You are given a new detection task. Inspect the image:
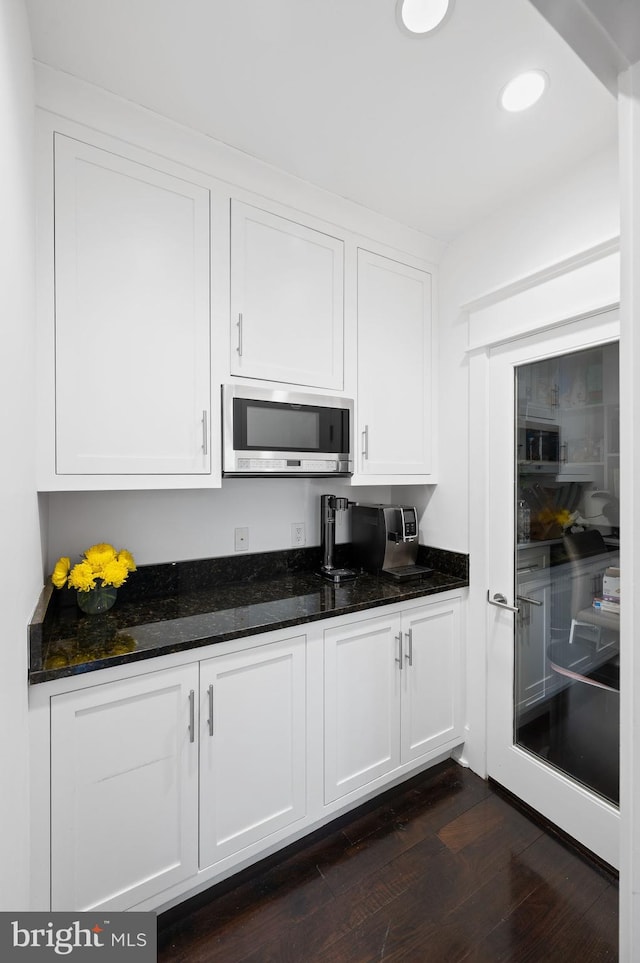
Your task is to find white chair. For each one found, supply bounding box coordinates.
[563,530,619,650]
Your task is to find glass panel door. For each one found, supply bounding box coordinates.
[514,342,620,805]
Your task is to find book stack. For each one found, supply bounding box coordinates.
[593,566,620,614]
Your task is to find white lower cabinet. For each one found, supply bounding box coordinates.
[199,636,307,868]
[324,614,402,802]
[324,597,462,803]
[50,663,199,911]
[400,601,463,762]
[49,636,306,912]
[515,573,552,711]
[45,596,463,912]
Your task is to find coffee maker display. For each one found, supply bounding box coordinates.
[351,504,433,581]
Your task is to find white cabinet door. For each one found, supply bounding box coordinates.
[199,636,307,868]
[54,133,211,475]
[357,249,433,477]
[400,599,463,763]
[230,200,344,389]
[50,664,199,911]
[323,615,401,803]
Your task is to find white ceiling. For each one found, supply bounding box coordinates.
[25,0,618,242]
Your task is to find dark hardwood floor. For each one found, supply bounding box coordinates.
[158,760,618,962]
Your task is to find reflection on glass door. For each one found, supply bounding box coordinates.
[514,342,620,805]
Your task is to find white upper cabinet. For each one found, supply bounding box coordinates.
[230,200,344,390]
[51,133,212,479]
[357,249,434,479]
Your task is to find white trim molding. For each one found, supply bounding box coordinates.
[464,239,620,351]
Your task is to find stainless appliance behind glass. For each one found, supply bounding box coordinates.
[351,504,433,581]
[222,385,353,477]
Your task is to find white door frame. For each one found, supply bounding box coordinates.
[486,315,620,868]
[618,61,640,961]
[461,241,621,786]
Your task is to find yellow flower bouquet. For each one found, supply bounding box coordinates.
[51,543,136,614]
[531,506,575,541]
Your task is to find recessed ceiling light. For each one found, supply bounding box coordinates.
[500,70,548,112]
[396,0,454,37]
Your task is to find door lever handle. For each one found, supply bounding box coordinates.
[516,594,543,607]
[487,590,519,613]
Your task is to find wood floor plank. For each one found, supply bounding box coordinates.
[157,761,618,963]
[340,762,492,848]
[465,848,614,962]
[240,833,447,963]
[382,829,604,962]
[159,838,339,963]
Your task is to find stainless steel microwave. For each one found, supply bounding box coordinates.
[222,385,353,477]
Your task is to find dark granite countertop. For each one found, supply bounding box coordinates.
[29,545,469,684]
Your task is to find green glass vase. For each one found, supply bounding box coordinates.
[76,584,117,615]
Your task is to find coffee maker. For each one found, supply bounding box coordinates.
[351,504,433,581]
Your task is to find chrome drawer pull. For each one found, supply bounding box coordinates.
[362,425,369,460]
[188,689,195,743]
[404,629,413,667]
[201,410,208,455]
[395,632,403,670]
[207,684,214,737]
[237,313,243,356]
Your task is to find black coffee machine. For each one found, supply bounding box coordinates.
[351,503,433,581]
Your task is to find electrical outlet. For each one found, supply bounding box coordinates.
[291,522,306,547]
[234,527,249,552]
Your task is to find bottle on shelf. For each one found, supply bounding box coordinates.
[517,500,531,544]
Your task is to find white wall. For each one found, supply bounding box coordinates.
[0,0,41,911]
[44,480,393,572]
[427,143,619,554]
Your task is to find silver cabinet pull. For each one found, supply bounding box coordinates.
[487,591,519,613]
[188,689,195,743]
[201,410,208,455]
[362,425,369,460]
[207,684,214,737]
[237,312,243,356]
[404,629,413,667]
[395,631,403,670]
[516,594,543,607]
